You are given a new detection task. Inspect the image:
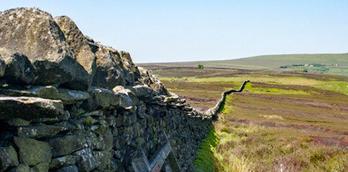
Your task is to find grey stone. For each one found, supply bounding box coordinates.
[105,115,116,127]
[86,127,112,151]
[131,85,157,99]
[102,129,113,151]
[164,94,180,103]
[116,93,133,110]
[137,67,169,95]
[49,155,78,169]
[55,16,96,79]
[7,118,31,127]
[0,86,90,104]
[84,132,101,150]
[88,87,133,109]
[8,164,30,172]
[94,150,112,171]
[74,148,97,172]
[91,45,126,89]
[0,52,36,84]
[49,135,86,157]
[112,86,133,109]
[30,86,90,104]
[81,110,103,117]
[14,137,52,166]
[89,88,118,109]
[0,96,65,121]
[123,112,137,126]
[56,165,78,172]
[119,51,141,84]
[30,162,49,172]
[0,146,19,171]
[0,88,33,97]
[0,8,89,90]
[18,124,67,138]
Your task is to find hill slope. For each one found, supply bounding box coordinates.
[145,53,348,76]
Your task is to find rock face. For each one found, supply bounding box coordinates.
[1,52,36,84]
[0,96,65,120]
[0,8,213,172]
[91,45,141,89]
[55,16,96,80]
[0,8,89,90]
[14,137,52,166]
[0,146,19,171]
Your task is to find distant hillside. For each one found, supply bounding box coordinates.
[145,53,348,76]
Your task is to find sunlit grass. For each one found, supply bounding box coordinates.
[160,75,321,86]
[194,127,220,172]
[193,93,348,172]
[160,72,348,171]
[244,82,310,95]
[317,80,348,96]
[161,75,348,95]
[213,112,348,172]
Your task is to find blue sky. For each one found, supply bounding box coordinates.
[1,0,348,63]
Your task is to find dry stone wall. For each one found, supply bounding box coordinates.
[0,8,212,172]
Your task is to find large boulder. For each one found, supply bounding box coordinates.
[0,8,89,90]
[0,146,19,171]
[49,135,86,157]
[91,46,126,89]
[0,96,65,120]
[55,16,96,79]
[88,87,133,110]
[0,51,36,84]
[14,137,52,166]
[119,51,141,84]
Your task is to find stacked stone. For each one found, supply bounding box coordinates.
[0,8,212,172]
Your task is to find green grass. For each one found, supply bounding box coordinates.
[160,75,321,87]
[215,123,348,172]
[244,82,310,95]
[194,127,220,172]
[212,96,348,172]
[161,75,348,95]
[317,81,348,96]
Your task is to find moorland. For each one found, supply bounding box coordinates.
[141,54,348,172]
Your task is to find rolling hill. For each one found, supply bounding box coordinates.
[143,53,348,76]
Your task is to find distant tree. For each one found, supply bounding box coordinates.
[197,64,204,70]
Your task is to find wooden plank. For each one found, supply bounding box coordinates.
[131,151,151,172]
[150,143,172,172]
[132,132,181,172]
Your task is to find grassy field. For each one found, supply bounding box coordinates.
[142,65,348,172]
[141,53,348,76]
